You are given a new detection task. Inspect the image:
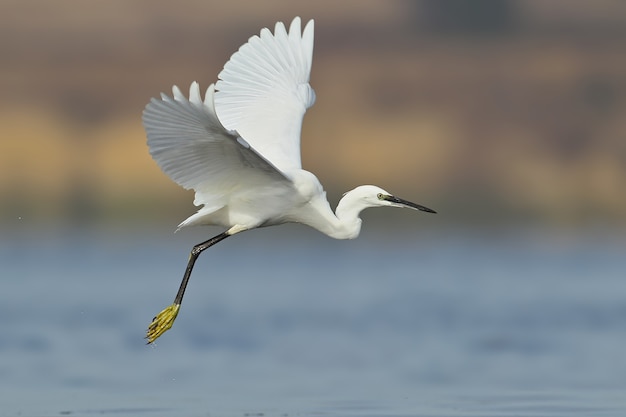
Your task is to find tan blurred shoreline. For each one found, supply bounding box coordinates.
[1,1,625,230]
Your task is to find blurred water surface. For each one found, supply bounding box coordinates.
[1,228,625,416]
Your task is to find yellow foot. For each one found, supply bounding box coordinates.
[145,303,180,344]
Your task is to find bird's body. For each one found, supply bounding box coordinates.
[143,17,435,343]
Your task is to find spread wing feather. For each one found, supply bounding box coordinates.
[143,82,291,210]
[215,17,315,171]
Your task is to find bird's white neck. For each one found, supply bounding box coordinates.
[292,189,365,240]
[328,204,363,240]
[287,173,381,240]
[324,190,375,240]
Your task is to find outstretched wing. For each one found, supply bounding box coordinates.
[215,17,315,172]
[143,82,291,212]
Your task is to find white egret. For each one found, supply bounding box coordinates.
[143,17,436,343]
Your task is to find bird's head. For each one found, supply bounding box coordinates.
[344,185,437,213]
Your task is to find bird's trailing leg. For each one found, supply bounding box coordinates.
[145,231,231,344]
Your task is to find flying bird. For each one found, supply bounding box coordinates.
[142,17,436,344]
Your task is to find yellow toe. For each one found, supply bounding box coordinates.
[145,303,180,344]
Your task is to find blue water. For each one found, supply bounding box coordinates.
[1,226,625,416]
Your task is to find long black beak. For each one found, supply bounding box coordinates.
[385,195,437,214]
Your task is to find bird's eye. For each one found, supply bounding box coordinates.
[377,193,384,200]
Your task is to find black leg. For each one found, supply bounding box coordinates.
[146,231,231,344]
[173,231,231,305]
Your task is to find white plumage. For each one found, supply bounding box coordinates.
[215,17,315,171]
[142,17,435,343]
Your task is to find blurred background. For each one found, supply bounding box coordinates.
[1,0,624,233]
[1,1,626,416]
